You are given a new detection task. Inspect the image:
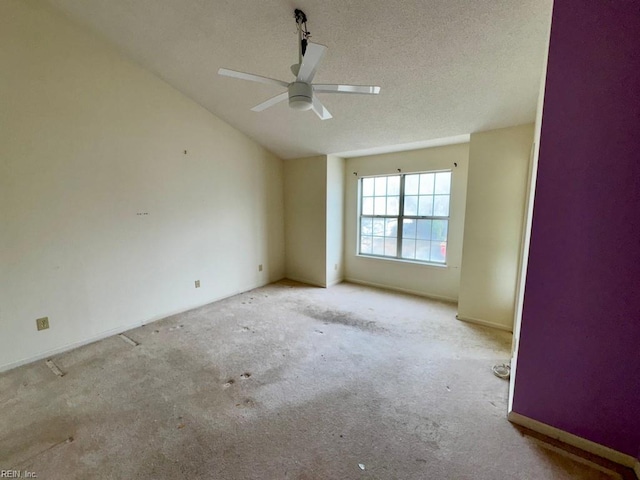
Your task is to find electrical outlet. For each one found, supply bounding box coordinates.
[258,264,263,272]
[195,280,200,288]
[334,263,338,271]
[36,317,49,331]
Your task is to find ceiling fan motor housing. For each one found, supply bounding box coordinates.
[288,82,313,111]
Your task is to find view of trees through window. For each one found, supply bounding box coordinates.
[359,171,451,264]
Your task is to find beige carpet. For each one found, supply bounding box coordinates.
[0,280,633,479]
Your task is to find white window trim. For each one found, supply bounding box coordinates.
[357,170,452,266]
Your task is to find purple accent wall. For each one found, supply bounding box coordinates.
[512,1,640,458]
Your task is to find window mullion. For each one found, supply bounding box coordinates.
[396,174,406,258]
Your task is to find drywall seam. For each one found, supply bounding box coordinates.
[344,277,457,304]
[456,314,513,332]
[508,411,637,468]
[0,280,276,373]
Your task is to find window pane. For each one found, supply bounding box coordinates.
[374,197,386,215]
[386,196,399,216]
[419,173,435,194]
[360,172,451,264]
[405,174,419,195]
[384,238,397,256]
[372,237,384,255]
[416,219,432,240]
[372,218,385,236]
[431,241,447,263]
[360,236,372,254]
[418,195,433,216]
[404,195,418,216]
[362,197,373,215]
[402,219,417,239]
[362,178,374,196]
[435,172,451,194]
[416,240,430,261]
[374,177,387,196]
[361,217,373,235]
[401,239,416,259]
[433,195,450,216]
[387,176,400,195]
[385,218,397,237]
[432,220,448,242]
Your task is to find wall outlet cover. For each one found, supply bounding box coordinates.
[36,317,50,331]
[195,280,200,288]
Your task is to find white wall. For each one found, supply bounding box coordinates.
[326,155,345,287]
[0,0,285,371]
[283,156,327,287]
[457,124,535,331]
[344,144,470,302]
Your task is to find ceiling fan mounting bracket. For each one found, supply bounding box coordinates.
[294,9,311,58]
[294,9,307,26]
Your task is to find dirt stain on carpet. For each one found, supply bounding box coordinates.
[301,305,386,333]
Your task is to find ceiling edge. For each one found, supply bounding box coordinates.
[334,134,471,159]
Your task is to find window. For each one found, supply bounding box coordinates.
[359,171,452,264]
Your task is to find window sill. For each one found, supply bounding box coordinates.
[356,254,448,269]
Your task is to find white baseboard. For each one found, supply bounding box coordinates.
[284,275,326,288]
[456,314,513,332]
[0,279,276,373]
[343,277,457,304]
[508,411,637,469]
[326,277,344,287]
[0,321,145,373]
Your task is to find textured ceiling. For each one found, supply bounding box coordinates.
[46,0,553,159]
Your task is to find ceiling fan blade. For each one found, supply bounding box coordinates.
[218,68,289,88]
[313,84,381,95]
[312,95,332,120]
[297,43,327,83]
[251,92,289,112]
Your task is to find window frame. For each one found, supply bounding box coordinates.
[357,170,452,266]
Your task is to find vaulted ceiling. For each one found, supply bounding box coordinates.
[46,0,553,159]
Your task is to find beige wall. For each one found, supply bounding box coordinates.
[284,154,345,288]
[326,155,345,286]
[457,124,535,331]
[283,156,327,286]
[0,0,285,371]
[344,144,470,302]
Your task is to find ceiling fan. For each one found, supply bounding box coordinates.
[218,9,381,120]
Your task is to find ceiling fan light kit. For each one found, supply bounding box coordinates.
[218,9,381,120]
[288,82,313,111]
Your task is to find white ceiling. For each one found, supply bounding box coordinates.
[46,0,553,159]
